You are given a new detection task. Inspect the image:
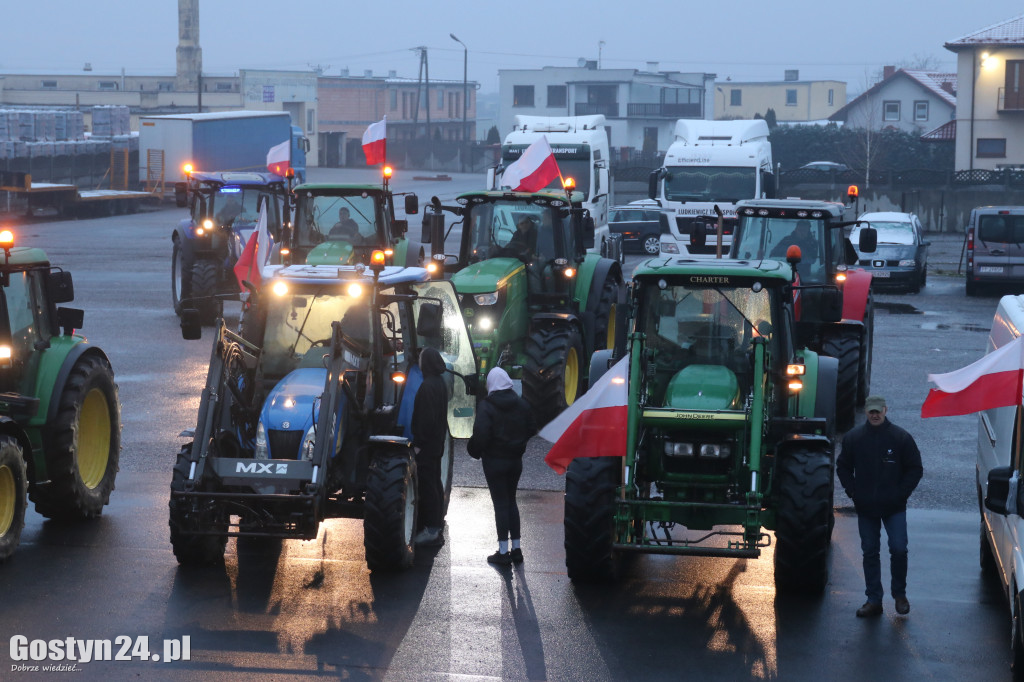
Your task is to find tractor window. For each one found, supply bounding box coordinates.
[260,290,359,379]
[464,202,559,262]
[4,271,46,361]
[295,194,382,248]
[734,216,826,283]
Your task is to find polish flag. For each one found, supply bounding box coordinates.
[502,136,562,193]
[921,336,1024,418]
[266,140,291,176]
[233,204,274,290]
[362,117,387,165]
[541,356,628,474]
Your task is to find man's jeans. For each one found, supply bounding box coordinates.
[857,510,908,604]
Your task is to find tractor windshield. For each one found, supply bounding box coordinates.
[206,187,282,233]
[733,216,841,284]
[293,193,384,249]
[463,201,568,262]
[260,288,364,378]
[664,166,756,204]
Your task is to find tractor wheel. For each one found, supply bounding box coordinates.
[774,446,833,594]
[0,437,27,562]
[363,454,417,571]
[856,303,873,407]
[169,443,228,566]
[191,258,224,326]
[171,237,191,317]
[564,456,621,583]
[441,432,455,517]
[31,354,120,521]
[822,333,859,431]
[594,274,621,352]
[523,324,584,425]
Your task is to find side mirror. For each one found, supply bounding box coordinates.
[985,466,1018,516]
[181,309,202,340]
[47,270,74,304]
[460,373,482,398]
[689,222,707,249]
[405,194,419,215]
[429,213,445,259]
[174,183,188,208]
[858,226,877,253]
[393,219,408,237]
[648,170,659,200]
[56,307,84,335]
[416,302,443,338]
[582,215,596,251]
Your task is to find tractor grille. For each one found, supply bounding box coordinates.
[268,429,303,459]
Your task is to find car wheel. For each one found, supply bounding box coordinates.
[642,235,660,255]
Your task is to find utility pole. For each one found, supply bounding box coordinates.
[451,34,468,172]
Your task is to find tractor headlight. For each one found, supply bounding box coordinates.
[255,421,268,459]
[661,241,680,254]
[664,442,694,457]
[474,292,498,305]
[477,316,493,331]
[301,424,316,461]
[898,259,915,267]
[699,444,731,458]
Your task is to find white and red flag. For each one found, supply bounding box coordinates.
[233,204,274,291]
[266,140,291,176]
[362,117,387,165]
[541,356,628,474]
[502,135,561,193]
[921,336,1024,418]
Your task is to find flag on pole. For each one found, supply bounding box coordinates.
[921,336,1024,418]
[540,356,629,474]
[362,117,387,165]
[233,204,274,291]
[266,140,291,176]
[501,135,562,193]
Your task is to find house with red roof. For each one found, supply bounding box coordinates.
[828,67,956,136]
[945,14,1024,171]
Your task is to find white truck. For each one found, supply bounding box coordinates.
[649,119,774,256]
[489,115,612,250]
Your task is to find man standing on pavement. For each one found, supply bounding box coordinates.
[837,395,923,618]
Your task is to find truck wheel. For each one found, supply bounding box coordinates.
[32,354,120,521]
[774,446,833,594]
[1013,586,1024,677]
[441,432,455,517]
[191,258,224,326]
[171,237,191,317]
[523,324,584,425]
[564,456,620,583]
[363,454,417,571]
[594,275,621,351]
[0,438,27,562]
[822,333,859,431]
[169,443,228,566]
[857,305,873,407]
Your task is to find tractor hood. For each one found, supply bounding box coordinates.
[664,365,741,411]
[305,241,356,266]
[451,258,524,294]
[259,368,327,459]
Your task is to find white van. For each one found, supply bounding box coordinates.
[978,294,1024,673]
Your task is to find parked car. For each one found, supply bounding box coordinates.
[608,201,665,255]
[964,206,1024,297]
[852,211,929,293]
[799,161,850,172]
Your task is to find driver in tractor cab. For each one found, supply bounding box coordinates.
[501,216,538,261]
[215,196,243,226]
[329,207,360,241]
[771,219,820,279]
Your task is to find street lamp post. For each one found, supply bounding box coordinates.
[450,33,468,173]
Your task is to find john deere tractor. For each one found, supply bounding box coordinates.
[0,229,120,562]
[170,255,476,569]
[426,189,622,424]
[565,256,838,593]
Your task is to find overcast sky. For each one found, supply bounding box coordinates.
[3,2,1022,94]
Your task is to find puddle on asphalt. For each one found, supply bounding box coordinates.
[874,302,988,332]
[919,322,990,333]
[875,302,922,315]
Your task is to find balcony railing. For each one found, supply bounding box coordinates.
[998,87,1024,112]
[574,103,619,118]
[626,103,702,118]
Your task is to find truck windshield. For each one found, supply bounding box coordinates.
[664,167,756,204]
[294,194,383,248]
[464,201,565,262]
[733,216,831,284]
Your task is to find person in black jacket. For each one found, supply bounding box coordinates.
[837,395,923,618]
[467,367,538,565]
[411,347,449,546]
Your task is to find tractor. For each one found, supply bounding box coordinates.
[730,196,877,430]
[564,256,838,593]
[169,255,477,570]
[425,188,622,424]
[0,229,121,562]
[171,170,291,325]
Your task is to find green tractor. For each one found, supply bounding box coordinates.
[564,256,838,593]
[427,189,622,424]
[0,230,120,562]
[287,172,423,269]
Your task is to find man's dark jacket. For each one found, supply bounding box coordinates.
[837,417,923,517]
[411,348,448,458]
[466,389,537,460]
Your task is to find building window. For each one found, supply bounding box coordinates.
[883,101,900,121]
[390,89,397,111]
[437,90,444,109]
[828,89,834,106]
[785,89,797,106]
[307,109,315,135]
[513,85,534,107]
[730,89,741,106]
[41,81,57,89]
[547,85,567,108]
[914,101,929,121]
[977,138,1007,158]
[98,81,118,91]
[159,82,174,92]
[215,82,233,92]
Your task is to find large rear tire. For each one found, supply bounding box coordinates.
[564,456,620,583]
[856,304,873,407]
[169,443,228,566]
[594,274,621,352]
[31,354,120,521]
[364,454,417,571]
[822,333,859,431]
[774,446,833,594]
[171,237,190,317]
[0,437,27,562]
[191,258,224,326]
[523,324,584,425]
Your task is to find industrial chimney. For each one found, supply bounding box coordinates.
[176,0,202,91]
